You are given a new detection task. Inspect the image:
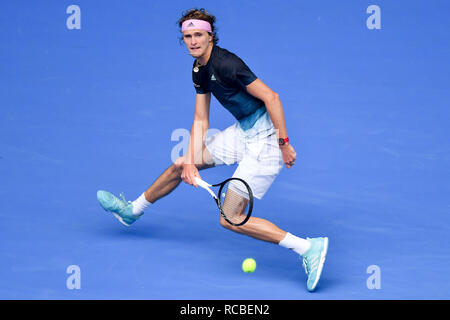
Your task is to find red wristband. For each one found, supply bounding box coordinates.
[278,137,289,146]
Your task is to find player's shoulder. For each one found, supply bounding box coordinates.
[213,45,240,60]
[212,46,246,70]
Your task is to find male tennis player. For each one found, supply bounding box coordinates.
[97,8,328,292]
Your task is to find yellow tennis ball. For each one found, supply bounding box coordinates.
[242,258,256,273]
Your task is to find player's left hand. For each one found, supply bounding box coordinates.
[281,144,297,168]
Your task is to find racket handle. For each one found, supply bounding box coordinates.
[194,177,217,199]
[194,177,211,189]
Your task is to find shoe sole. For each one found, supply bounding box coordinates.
[310,237,328,291]
[111,212,131,227]
[99,205,131,227]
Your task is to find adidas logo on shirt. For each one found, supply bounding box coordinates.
[211,74,216,81]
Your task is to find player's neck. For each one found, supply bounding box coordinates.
[197,43,214,66]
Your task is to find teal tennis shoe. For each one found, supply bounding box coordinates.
[97,190,142,226]
[302,237,329,292]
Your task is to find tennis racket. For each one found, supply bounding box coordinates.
[194,177,253,226]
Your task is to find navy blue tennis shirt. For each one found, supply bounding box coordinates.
[192,45,267,131]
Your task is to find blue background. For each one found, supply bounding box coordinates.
[0,0,449,299]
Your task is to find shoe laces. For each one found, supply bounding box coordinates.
[302,258,310,275]
[302,254,319,275]
[119,193,131,204]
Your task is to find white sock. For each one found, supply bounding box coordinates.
[279,232,311,255]
[131,193,151,216]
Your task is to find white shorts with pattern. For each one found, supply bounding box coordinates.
[205,122,284,199]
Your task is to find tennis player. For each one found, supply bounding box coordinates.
[97,8,328,292]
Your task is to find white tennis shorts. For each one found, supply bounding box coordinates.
[205,122,284,199]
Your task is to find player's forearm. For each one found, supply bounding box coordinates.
[186,118,209,165]
[265,94,288,139]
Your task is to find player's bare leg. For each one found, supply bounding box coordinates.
[219,195,286,243]
[223,216,287,243]
[97,144,214,225]
[144,144,215,203]
[219,194,328,292]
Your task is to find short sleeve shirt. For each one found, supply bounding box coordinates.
[192,45,267,131]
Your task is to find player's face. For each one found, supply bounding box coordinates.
[183,30,212,58]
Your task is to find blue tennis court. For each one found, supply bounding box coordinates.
[1,0,449,299]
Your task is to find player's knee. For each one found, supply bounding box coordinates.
[169,158,184,178]
[173,156,185,171]
[220,217,232,230]
[220,217,240,232]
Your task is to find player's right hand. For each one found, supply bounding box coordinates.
[281,143,297,169]
[181,163,201,187]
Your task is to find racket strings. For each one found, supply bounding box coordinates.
[220,180,251,225]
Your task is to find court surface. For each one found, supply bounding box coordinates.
[1,0,449,299]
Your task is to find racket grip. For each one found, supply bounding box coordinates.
[194,177,211,189]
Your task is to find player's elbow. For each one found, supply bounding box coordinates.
[264,91,280,106]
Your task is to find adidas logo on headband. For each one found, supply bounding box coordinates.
[181,19,212,33]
